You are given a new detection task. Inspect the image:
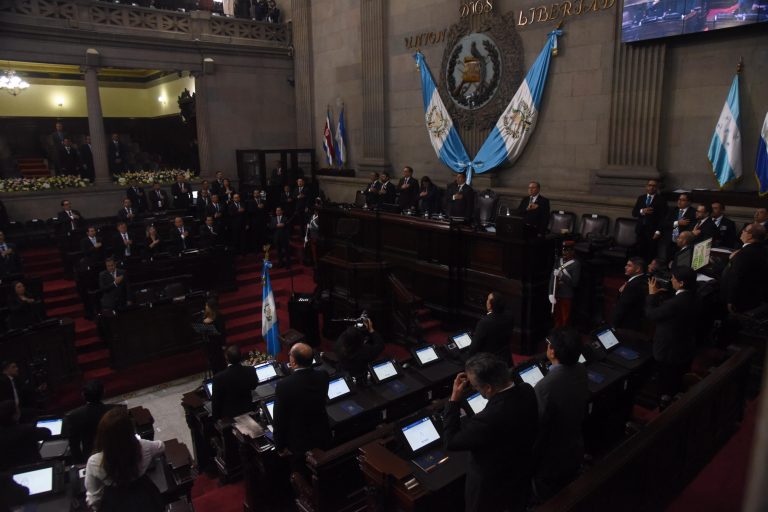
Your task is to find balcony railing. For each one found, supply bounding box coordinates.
[0,0,292,49]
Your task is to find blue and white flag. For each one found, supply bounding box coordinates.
[708,74,742,189]
[261,258,280,356]
[471,30,562,181]
[336,106,347,169]
[414,52,471,175]
[755,112,768,196]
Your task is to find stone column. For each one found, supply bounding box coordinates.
[291,0,314,148]
[82,49,110,185]
[358,0,390,172]
[195,58,214,179]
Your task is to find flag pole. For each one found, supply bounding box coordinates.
[736,57,743,74]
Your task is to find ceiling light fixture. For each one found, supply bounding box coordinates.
[0,69,30,96]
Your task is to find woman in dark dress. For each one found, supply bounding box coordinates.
[418,176,440,214]
[203,298,227,374]
[7,281,45,330]
[144,225,163,258]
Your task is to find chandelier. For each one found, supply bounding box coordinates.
[0,70,30,96]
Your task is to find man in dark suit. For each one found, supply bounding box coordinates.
[79,135,95,182]
[126,180,147,212]
[293,178,314,232]
[273,342,331,472]
[691,204,717,243]
[210,171,225,198]
[516,181,550,234]
[269,162,290,192]
[111,222,134,260]
[397,166,419,211]
[246,189,268,252]
[46,121,67,171]
[631,179,668,261]
[62,380,118,463]
[446,172,474,218]
[377,173,397,205]
[171,173,193,211]
[657,193,695,262]
[751,207,768,231]
[206,194,226,232]
[444,353,538,512]
[149,182,169,212]
[98,258,127,311]
[57,138,81,176]
[227,193,247,252]
[721,224,766,314]
[332,318,384,380]
[107,133,125,174]
[0,399,51,471]
[612,257,648,332]
[468,292,514,364]
[57,199,85,233]
[364,172,381,208]
[279,185,295,217]
[671,231,695,266]
[116,198,137,224]
[170,216,193,253]
[646,266,697,407]
[709,202,738,249]
[533,328,589,502]
[80,226,104,264]
[199,216,222,249]
[0,231,21,277]
[211,346,258,420]
[270,206,291,266]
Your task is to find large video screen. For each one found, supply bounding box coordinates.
[621,0,768,42]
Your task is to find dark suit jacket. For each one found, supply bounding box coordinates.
[631,194,667,237]
[0,423,51,472]
[107,140,125,170]
[198,225,222,249]
[211,364,258,420]
[516,195,550,234]
[80,144,95,181]
[293,187,314,218]
[149,189,169,211]
[206,202,227,225]
[126,187,147,212]
[692,217,718,243]
[0,375,34,408]
[469,312,514,363]
[662,207,696,241]
[446,182,475,218]
[397,176,419,210]
[612,274,648,331]
[7,295,44,329]
[99,269,127,310]
[111,232,134,259]
[333,331,385,380]
[227,202,246,231]
[63,402,119,463]
[116,207,137,224]
[57,145,81,175]
[0,242,21,276]
[533,364,589,483]
[418,183,440,213]
[721,242,766,312]
[169,226,193,252]
[270,215,291,247]
[645,290,696,364]
[712,216,738,249]
[443,383,538,512]
[171,182,193,210]
[273,368,331,457]
[80,236,103,262]
[364,180,382,206]
[378,181,397,205]
[57,210,84,232]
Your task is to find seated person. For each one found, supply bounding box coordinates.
[99,258,127,311]
[85,408,165,512]
[670,231,695,267]
[0,231,21,276]
[144,225,163,257]
[80,226,105,264]
[211,345,258,420]
[532,328,590,502]
[63,380,119,464]
[117,198,137,224]
[469,291,514,364]
[0,400,51,472]
[7,281,45,330]
[332,317,384,380]
[273,343,331,473]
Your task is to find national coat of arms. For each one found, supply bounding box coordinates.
[426,105,450,138]
[502,101,534,139]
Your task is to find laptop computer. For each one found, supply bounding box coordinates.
[203,379,214,399]
[400,416,449,473]
[449,332,472,351]
[36,418,64,437]
[515,363,546,388]
[465,392,488,416]
[411,345,441,367]
[326,377,367,422]
[591,326,646,370]
[261,399,276,441]
[253,362,279,383]
[36,418,70,459]
[327,376,353,403]
[369,360,401,384]
[12,462,65,498]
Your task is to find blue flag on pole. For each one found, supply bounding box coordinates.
[755,112,768,196]
[336,106,347,169]
[708,74,742,189]
[262,259,280,356]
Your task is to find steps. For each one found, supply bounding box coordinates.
[17,157,50,179]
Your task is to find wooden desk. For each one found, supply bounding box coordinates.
[320,207,557,353]
[0,318,78,384]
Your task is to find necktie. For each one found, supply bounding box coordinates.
[209,226,214,233]
[646,195,652,206]
[9,377,18,405]
[530,196,535,204]
[91,237,96,246]
[672,210,684,241]
[278,216,282,224]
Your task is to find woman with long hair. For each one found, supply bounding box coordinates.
[203,297,227,374]
[85,407,164,511]
[144,225,163,258]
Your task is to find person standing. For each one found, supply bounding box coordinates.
[468,291,514,364]
[549,241,581,327]
[631,179,667,261]
[516,181,550,235]
[446,172,474,219]
[211,345,257,420]
[657,193,695,262]
[270,206,291,267]
[397,166,419,211]
[80,135,95,182]
[612,257,648,332]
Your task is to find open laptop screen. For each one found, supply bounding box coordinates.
[466,392,488,415]
[12,466,53,496]
[519,365,545,387]
[327,378,351,401]
[692,237,712,271]
[204,380,214,398]
[401,417,440,453]
[254,363,278,382]
[452,333,472,349]
[372,361,398,382]
[596,328,620,351]
[415,346,439,365]
[36,419,63,437]
[265,400,275,422]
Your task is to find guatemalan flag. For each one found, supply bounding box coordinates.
[755,112,768,196]
[470,30,562,182]
[336,106,347,169]
[414,52,471,176]
[261,258,280,356]
[322,108,336,167]
[708,74,742,189]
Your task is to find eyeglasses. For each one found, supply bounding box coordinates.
[545,338,552,346]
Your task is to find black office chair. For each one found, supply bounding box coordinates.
[164,282,187,299]
[603,218,638,263]
[548,210,577,234]
[475,190,498,226]
[574,214,610,255]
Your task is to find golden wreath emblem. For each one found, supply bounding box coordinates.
[502,100,534,140]
[426,105,450,139]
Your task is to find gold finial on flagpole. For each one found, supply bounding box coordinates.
[556,20,564,29]
[736,57,743,74]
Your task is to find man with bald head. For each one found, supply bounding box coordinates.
[273,342,331,472]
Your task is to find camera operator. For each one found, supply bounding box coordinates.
[332,316,384,381]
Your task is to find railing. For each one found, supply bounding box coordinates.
[0,0,291,48]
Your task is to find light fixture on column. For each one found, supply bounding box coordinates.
[0,69,30,96]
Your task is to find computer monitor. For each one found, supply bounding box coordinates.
[192,190,199,200]
[578,354,586,364]
[254,362,278,383]
[413,346,439,366]
[371,361,399,383]
[203,379,214,399]
[692,237,712,271]
[12,466,54,496]
[595,327,620,351]
[327,377,352,401]
[36,419,63,437]
[401,417,441,454]
[466,392,488,415]
[518,365,545,387]
[452,332,472,350]
[264,400,275,423]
